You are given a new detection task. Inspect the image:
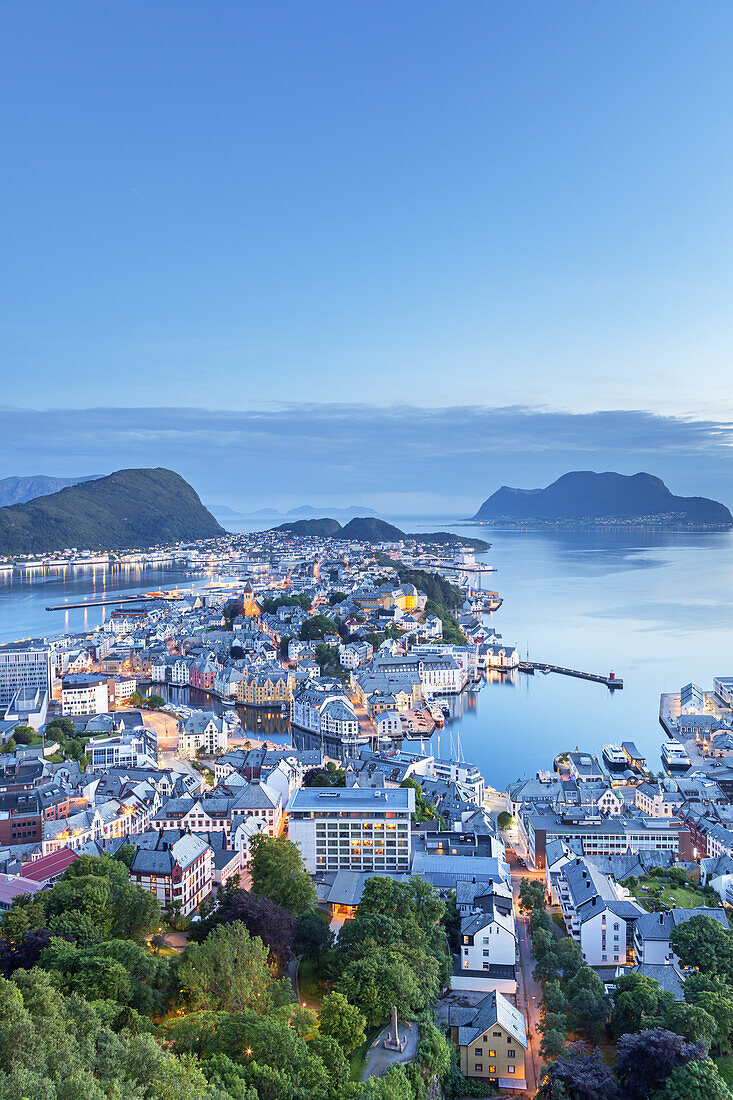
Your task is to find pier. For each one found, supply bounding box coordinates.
[45,593,184,611]
[519,662,623,689]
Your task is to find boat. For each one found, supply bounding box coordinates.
[661,739,692,774]
[602,744,628,774]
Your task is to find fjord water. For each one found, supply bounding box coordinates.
[2,526,732,790]
[405,524,733,789]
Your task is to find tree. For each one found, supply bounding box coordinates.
[611,973,673,1036]
[497,811,513,829]
[540,1028,568,1060]
[670,916,733,982]
[361,1065,415,1100]
[11,725,36,745]
[651,1058,733,1100]
[564,967,608,1034]
[336,946,437,1026]
[192,886,295,962]
[146,693,165,709]
[688,991,733,1054]
[178,921,290,1014]
[300,614,340,641]
[519,877,545,913]
[328,592,347,606]
[536,1044,622,1100]
[615,1028,706,1100]
[318,991,366,1053]
[556,936,584,981]
[294,909,333,964]
[660,1001,717,1050]
[249,835,318,914]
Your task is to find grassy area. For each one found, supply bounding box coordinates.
[630,879,709,911]
[552,913,566,930]
[297,957,326,1009]
[717,1056,733,1087]
[350,1026,381,1082]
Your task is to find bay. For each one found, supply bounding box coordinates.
[2,524,732,791]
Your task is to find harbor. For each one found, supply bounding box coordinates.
[519,661,623,689]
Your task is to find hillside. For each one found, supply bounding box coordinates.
[273,515,489,548]
[275,518,343,537]
[0,468,224,555]
[0,474,99,507]
[473,471,733,527]
[336,517,405,541]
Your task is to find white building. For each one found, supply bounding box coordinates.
[88,732,155,771]
[178,711,228,758]
[129,832,213,916]
[287,786,414,874]
[62,674,109,716]
[376,711,401,743]
[0,642,53,708]
[634,907,729,967]
[555,857,644,967]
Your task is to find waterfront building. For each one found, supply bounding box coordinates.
[518,807,692,869]
[177,711,228,758]
[0,642,53,708]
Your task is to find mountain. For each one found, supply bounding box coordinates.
[473,471,733,526]
[0,468,224,555]
[286,504,378,517]
[273,515,489,549]
[275,518,343,537]
[0,474,100,507]
[336,517,405,541]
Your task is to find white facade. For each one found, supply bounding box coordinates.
[460,911,516,972]
[62,676,109,716]
[287,786,414,874]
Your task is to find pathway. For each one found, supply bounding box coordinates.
[361,1019,420,1082]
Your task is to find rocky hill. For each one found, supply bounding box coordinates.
[0,468,224,555]
[274,516,489,548]
[0,474,99,507]
[473,471,733,527]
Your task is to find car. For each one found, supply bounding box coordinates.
[516,857,526,868]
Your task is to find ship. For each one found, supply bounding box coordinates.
[602,743,628,774]
[661,739,692,774]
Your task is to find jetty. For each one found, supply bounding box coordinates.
[519,661,623,689]
[45,593,185,611]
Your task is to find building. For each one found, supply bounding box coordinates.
[178,711,228,758]
[61,674,110,716]
[0,642,53,708]
[286,786,414,874]
[128,830,213,916]
[448,990,527,1089]
[634,907,729,967]
[555,857,644,967]
[519,807,692,869]
[88,731,157,771]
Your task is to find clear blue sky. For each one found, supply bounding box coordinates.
[1,2,732,510]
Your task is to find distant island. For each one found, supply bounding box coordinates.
[0,474,99,507]
[472,471,733,528]
[0,468,224,555]
[286,504,378,518]
[274,515,490,549]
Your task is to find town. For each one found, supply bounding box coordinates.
[0,526,730,1097]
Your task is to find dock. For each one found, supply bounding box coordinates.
[519,662,623,689]
[45,593,185,611]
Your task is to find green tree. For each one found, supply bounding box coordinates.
[319,991,367,1053]
[249,835,318,914]
[146,692,166,708]
[519,877,545,913]
[497,811,513,829]
[651,1057,732,1100]
[294,909,334,964]
[611,974,673,1036]
[11,725,36,745]
[336,946,438,1026]
[361,1065,415,1100]
[670,916,733,982]
[661,1001,717,1050]
[178,921,287,1014]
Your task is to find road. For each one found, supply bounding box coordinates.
[509,850,545,1096]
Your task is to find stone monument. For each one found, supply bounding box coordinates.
[382,1005,407,1052]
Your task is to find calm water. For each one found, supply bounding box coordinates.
[3,526,733,790]
[0,564,201,643]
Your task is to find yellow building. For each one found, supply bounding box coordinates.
[236,669,294,707]
[448,991,527,1089]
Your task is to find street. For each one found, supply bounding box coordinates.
[509,851,545,1096]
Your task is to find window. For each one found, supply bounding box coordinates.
[488,1051,496,1058]
[475,1064,482,1073]
[474,1048,482,1056]
[508,1049,515,1059]
[508,1066,516,1075]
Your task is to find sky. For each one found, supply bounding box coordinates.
[1,2,733,512]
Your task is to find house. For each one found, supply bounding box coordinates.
[634,907,729,967]
[448,990,527,1090]
[458,904,517,992]
[178,711,228,759]
[128,830,213,916]
[376,711,401,743]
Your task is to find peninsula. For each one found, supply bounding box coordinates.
[0,467,224,555]
[473,471,733,528]
[274,515,491,549]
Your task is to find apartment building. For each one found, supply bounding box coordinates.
[61,674,110,716]
[0,642,53,707]
[448,991,527,1090]
[286,786,414,874]
[129,831,213,916]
